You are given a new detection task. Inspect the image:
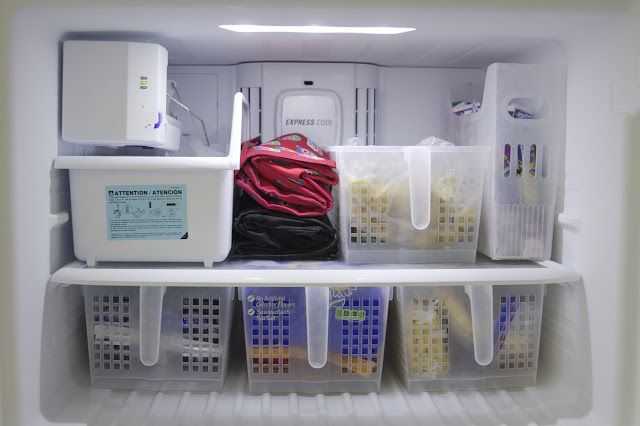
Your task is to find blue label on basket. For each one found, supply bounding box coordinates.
[105,184,188,240]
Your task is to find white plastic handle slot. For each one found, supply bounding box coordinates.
[305,287,330,369]
[139,286,166,367]
[464,285,494,366]
[228,91,250,170]
[405,147,431,230]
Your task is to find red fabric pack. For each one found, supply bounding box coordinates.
[235,133,339,217]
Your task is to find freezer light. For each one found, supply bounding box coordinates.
[219,25,415,34]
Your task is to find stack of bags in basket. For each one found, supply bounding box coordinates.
[232,133,339,260]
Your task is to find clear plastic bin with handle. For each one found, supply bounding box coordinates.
[391,284,545,392]
[240,286,391,393]
[83,285,234,391]
[330,138,490,264]
[449,63,566,260]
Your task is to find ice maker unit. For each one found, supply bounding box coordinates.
[62,40,181,150]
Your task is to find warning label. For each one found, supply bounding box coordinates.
[105,184,188,241]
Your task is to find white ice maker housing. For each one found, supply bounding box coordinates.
[62,40,181,150]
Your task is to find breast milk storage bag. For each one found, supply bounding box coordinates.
[331,142,489,264]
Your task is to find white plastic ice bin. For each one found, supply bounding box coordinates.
[55,92,248,266]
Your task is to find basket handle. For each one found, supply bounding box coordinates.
[139,286,166,367]
[405,147,431,230]
[305,287,330,369]
[227,91,250,170]
[465,285,494,366]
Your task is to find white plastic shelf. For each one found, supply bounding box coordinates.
[51,256,579,287]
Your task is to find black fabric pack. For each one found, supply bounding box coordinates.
[232,194,338,260]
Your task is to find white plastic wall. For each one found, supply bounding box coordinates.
[3,4,639,426]
[554,17,640,426]
[237,62,379,146]
[378,68,485,145]
[167,65,237,153]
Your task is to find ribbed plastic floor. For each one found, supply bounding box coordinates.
[73,360,577,426]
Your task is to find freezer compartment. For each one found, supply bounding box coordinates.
[53,92,248,266]
[331,145,489,264]
[449,63,566,261]
[83,285,234,391]
[240,286,391,393]
[391,284,545,392]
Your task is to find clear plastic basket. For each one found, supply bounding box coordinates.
[449,63,566,260]
[331,144,489,264]
[391,284,545,392]
[84,286,234,391]
[240,286,391,393]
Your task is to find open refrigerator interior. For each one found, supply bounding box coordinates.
[4,4,640,426]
